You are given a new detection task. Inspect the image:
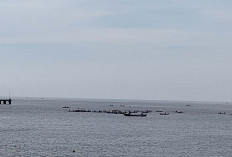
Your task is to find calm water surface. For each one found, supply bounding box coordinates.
[0,98,232,157]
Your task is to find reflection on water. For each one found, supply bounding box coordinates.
[0,98,232,156]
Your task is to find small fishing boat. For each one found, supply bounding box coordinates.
[159,112,169,115]
[218,112,225,114]
[124,112,147,117]
[175,111,183,113]
[62,106,70,108]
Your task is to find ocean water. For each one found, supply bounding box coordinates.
[0,98,232,157]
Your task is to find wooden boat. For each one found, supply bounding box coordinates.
[218,112,225,114]
[175,111,183,113]
[159,112,169,115]
[124,112,147,117]
[62,106,70,108]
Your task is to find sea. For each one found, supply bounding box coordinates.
[0,97,232,157]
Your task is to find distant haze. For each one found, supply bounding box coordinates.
[0,0,232,102]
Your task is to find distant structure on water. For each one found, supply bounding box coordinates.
[0,98,12,105]
[0,92,12,105]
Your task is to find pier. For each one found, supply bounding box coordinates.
[0,99,12,105]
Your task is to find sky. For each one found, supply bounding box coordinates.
[0,0,232,101]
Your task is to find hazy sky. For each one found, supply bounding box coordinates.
[0,0,232,101]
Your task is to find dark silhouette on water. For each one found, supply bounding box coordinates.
[175,110,183,113]
[218,112,226,114]
[62,106,70,108]
[0,92,12,105]
[159,112,169,115]
[0,99,11,105]
[123,111,147,117]
[69,108,151,117]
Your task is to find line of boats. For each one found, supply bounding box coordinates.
[64,106,232,116]
[64,107,185,117]
[64,105,194,117]
[67,108,152,117]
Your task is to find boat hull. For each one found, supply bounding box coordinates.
[124,113,147,117]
